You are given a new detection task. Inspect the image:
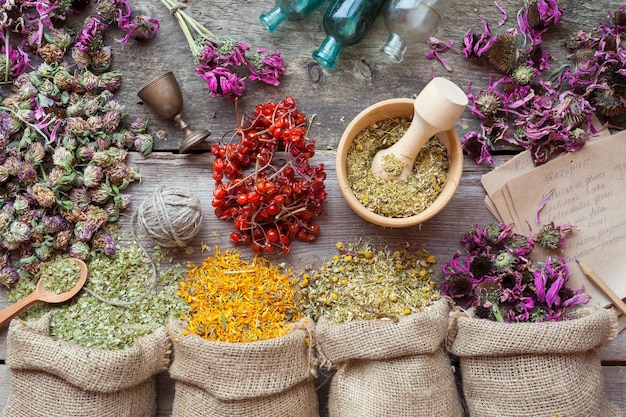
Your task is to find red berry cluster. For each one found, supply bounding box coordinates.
[210,96,327,254]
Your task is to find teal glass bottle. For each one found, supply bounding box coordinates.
[260,0,327,33]
[381,0,452,62]
[312,0,386,69]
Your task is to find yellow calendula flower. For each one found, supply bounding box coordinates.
[180,246,300,343]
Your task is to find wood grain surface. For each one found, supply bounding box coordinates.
[0,0,625,414]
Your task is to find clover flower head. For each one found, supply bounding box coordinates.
[0,266,19,287]
[116,15,160,49]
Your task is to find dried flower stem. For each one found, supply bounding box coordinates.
[160,0,220,58]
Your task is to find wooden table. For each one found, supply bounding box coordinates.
[1,0,625,414]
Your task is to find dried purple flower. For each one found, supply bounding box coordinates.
[442,223,587,322]
[68,241,90,260]
[246,48,286,86]
[517,0,563,45]
[0,266,19,287]
[0,33,30,81]
[426,37,455,72]
[534,222,576,249]
[32,183,56,208]
[117,15,160,49]
[197,66,246,101]
[3,221,32,250]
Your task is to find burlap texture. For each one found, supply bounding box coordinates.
[448,306,626,417]
[167,319,319,417]
[317,298,464,417]
[2,314,171,417]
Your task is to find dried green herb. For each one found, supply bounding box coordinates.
[346,117,449,217]
[40,259,81,294]
[300,240,440,323]
[9,242,189,350]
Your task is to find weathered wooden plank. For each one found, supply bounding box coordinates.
[603,366,626,411]
[0,365,8,408]
[113,0,624,153]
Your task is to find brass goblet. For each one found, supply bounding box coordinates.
[138,71,210,153]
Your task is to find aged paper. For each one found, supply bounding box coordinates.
[502,130,626,311]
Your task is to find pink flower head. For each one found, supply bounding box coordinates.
[247,48,285,86]
[198,66,246,101]
[217,38,249,67]
[0,37,30,80]
[462,18,496,59]
[517,0,563,45]
[116,15,160,49]
[74,14,108,54]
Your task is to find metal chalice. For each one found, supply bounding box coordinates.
[138,71,211,153]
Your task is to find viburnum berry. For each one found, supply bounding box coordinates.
[211,96,327,254]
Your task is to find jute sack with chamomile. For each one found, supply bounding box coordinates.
[316,298,464,417]
[167,319,319,417]
[447,306,626,417]
[2,314,170,417]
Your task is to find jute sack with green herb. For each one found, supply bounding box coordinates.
[316,298,464,417]
[167,319,319,417]
[448,307,625,417]
[2,314,170,417]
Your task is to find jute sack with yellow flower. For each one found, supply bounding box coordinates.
[167,247,319,417]
[316,298,464,417]
[2,314,170,417]
[303,241,463,416]
[448,307,624,417]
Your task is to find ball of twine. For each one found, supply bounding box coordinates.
[133,186,203,248]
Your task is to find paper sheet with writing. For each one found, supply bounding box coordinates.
[497,131,626,309]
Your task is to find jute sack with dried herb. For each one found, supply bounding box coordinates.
[448,306,626,417]
[316,298,464,417]
[167,319,319,417]
[2,314,170,417]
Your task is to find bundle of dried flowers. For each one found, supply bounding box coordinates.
[459,2,625,166]
[160,0,285,101]
[0,1,161,285]
[441,223,589,322]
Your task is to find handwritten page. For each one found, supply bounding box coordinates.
[502,130,626,310]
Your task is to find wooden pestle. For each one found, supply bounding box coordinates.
[371,77,468,181]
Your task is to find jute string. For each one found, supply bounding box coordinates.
[131,186,203,248]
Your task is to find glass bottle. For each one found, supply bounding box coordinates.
[260,0,328,33]
[312,0,386,69]
[381,0,452,63]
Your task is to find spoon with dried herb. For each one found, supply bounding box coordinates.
[370,77,467,181]
[0,258,88,327]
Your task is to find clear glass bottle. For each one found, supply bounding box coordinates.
[381,0,452,62]
[312,0,386,69]
[260,0,328,33]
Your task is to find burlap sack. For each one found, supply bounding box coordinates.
[167,319,319,417]
[2,314,171,417]
[316,298,464,417]
[448,306,626,417]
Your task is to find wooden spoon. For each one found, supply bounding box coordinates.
[370,77,468,181]
[0,258,88,327]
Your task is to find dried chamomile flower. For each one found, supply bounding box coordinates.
[301,240,439,323]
